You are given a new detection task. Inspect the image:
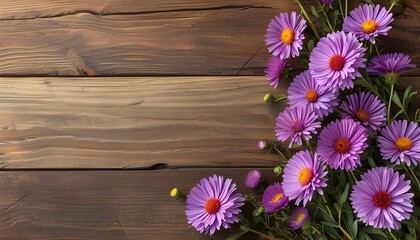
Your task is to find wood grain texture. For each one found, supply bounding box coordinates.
[0,0,416,76]
[0,168,275,240]
[0,76,284,169]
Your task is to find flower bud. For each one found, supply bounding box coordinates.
[274,165,283,176]
[257,140,267,150]
[264,93,274,103]
[245,170,262,189]
[170,188,181,199]
[383,72,399,85]
[253,206,265,216]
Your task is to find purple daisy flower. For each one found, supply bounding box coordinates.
[265,56,287,88]
[309,31,366,90]
[343,4,393,44]
[275,106,321,148]
[265,12,306,59]
[350,167,413,230]
[378,120,420,166]
[288,70,339,118]
[186,175,245,235]
[245,170,262,189]
[367,53,416,77]
[341,92,386,132]
[321,0,333,3]
[317,119,368,171]
[290,208,310,230]
[262,183,289,213]
[282,150,327,206]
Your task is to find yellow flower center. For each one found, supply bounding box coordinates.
[362,20,378,34]
[295,211,306,224]
[298,168,313,186]
[395,137,413,152]
[281,28,294,45]
[335,137,350,154]
[306,90,318,103]
[356,109,370,122]
[270,193,284,203]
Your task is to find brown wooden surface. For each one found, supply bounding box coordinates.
[0,76,284,169]
[0,0,418,239]
[0,0,416,76]
[0,168,275,240]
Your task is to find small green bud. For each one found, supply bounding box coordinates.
[383,72,399,85]
[274,165,283,176]
[264,93,274,103]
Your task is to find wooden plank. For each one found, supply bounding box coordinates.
[0,168,275,239]
[0,76,283,169]
[0,0,416,76]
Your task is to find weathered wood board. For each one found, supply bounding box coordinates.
[0,0,416,76]
[0,168,274,240]
[0,76,284,169]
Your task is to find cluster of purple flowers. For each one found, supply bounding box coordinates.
[182,3,418,237]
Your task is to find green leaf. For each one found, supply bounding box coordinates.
[227,231,247,240]
[311,5,319,18]
[319,235,328,240]
[392,92,403,109]
[308,40,314,52]
[321,221,337,227]
[350,220,358,239]
[339,183,349,205]
[362,226,388,238]
[367,157,376,168]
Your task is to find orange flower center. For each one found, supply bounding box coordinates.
[395,137,413,152]
[362,20,378,34]
[204,198,221,214]
[373,191,391,209]
[270,193,284,203]
[291,119,304,133]
[298,168,313,186]
[294,211,306,224]
[334,138,350,154]
[329,55,345,71]
[356,109,370,122]
[306,90,318,103]
[281,28,294,45]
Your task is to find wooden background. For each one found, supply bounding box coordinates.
[0,0,418,239]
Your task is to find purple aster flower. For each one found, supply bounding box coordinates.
[265,56,287,88]
[245,170,262,189]
[262,183,289,213]
[309,31,366,90]
[378,120,420,166]
[343,4,393,44]
[341,92,386,132]
[290,208,310,230]
[282,150,327,206]
[317,119,368,171]
[350,167,414,230]
[288,70,339,118]
[275,106,321,148]
[320,0,334,3]
[186,175,245,235]
[265,12,306,59]
[367,53,416,77]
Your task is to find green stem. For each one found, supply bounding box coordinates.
[318,2,334,32]
[405,165,420,190]
[247,228,283,240]
[295,0,320,40]
[338,225,353,240]
[360,76,386,102]
[387,83,395,124]
[311,225,322,235]
[389,2,397,13]
[305,139,313,151]
[338,0,344,20]
[388,231,398,240]
[344,0,348,18]
[350,171,357,183]
[273,146,288,161]
[275,95,287,102]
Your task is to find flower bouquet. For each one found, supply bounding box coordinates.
[171,0,419,239]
